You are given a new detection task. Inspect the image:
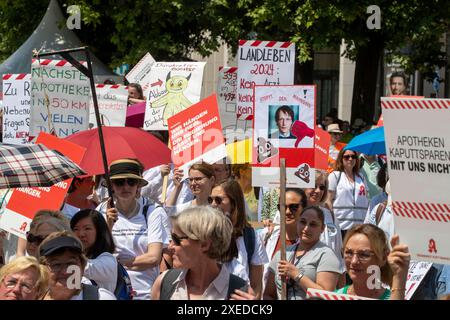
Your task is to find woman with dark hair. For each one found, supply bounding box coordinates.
[71,209,117,293]
[325,148,369,238]
[209,180,268,299]
[128,83,146,105]
[264,206,341,300]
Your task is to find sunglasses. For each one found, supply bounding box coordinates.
[171,233,189,246]
[277,203,301,214]
[207,196,227,205]
[343,155,357,160]
[112,178,139,187]
[26,232,45,245]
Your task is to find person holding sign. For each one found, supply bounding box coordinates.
[337,224,410,300]
[325,149,369,239]
[264,206,341,300]
[127,83,146,105]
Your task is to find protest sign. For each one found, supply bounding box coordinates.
[168,94,226,179]
[236,40,295,122]
[2,74,31,144]
[404,260,433,300]
[382,97,450,264]
[252,85,315,188]
[88,84,128,127]
[315,127,330,171]
[217,66,241,135]
[125,52,156,96]
[29,59,90,137]
[306,288,375,300]
[144,62,206,131]
[0,132,86,239]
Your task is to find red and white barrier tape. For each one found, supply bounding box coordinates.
[219,66,238,73]
[306,288,374,300]
[393,202,450,223]
[237,114,253,121]
[31,59,87,67]
[381,99,450,110]
[239,40,293,48]
[2,74,29,80]
[95,84,125,89]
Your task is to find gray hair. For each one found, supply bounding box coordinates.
[34,216,71,234]
[172,206,233,260]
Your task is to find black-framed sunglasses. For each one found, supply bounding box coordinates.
[171,233,190,246]
[343,154,357,160]
[277,203,301,213]
[112,178,139,187]
[26,232,45,245]
[207,196,226,205]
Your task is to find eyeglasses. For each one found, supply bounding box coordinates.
[188,176,206,184]
[207,196,227,205]
[112,178,139,187]
[46,261,81,273]
[2,278,35,293]
[277,203,301,214]
[343,155,357,160]
[171,233,190,246]
[26,232,45,245]
[316,184,326,191]
[343,249,375,262]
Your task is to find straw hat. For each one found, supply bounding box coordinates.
[103,159,148,187]
[327,123,343,134]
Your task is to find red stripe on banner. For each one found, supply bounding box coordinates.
[399,100,410,109]
[281,42,291,48]
[440,213,446,223]
[323,293,331,300]
[332,295,339,300]
[423,100,432,109]
[444,100,450,108]
[405,100,416,109]
[427,100,436,109]
[404,209,412,218]
[393,100,402,109]
[56,60,67,66]
[381,101,387,109]
[434,212,442,222]
[432,100,442,109]
[239,40,247,46]
[226,67,237,73]
[266,41,277,47]
[96,84,105,88]
[409,210,418,219]
[31,58,36,64]
[444,204,450,212]
[412,202,421,211]
[422,211,431,221]
[418,203,427,212]
[436,204,445,212]
[438,100,448,109]
[431,203,439,212]
[2,74,12,80]
[41,59,52,65]
[386,101,395,109]
[429,211,436,222]
[111,85,120,89]
[251,40,262,47]
[16,74,27,80]
[415,210,424,220]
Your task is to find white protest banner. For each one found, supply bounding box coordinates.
[306,288,375,300]
[168,94,226,179]
[88,84,128,127]
[217,66,240,135]
[30,59,90,137]
[125,52,156,96]
[144,62,206,130]
[236,40,295,122]
[2,74,31,144]
[404,260,433,300]
[252,85,315,188]
[382,97,450,264]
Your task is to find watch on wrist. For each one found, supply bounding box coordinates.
[294,269,304,282]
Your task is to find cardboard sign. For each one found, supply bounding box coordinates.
[2,74,31,144]
[236,40,295,121]
[306,288,375,300]
[0,132,86,239]
[125,52,156,96]
[405,260,433,300]
[30,59,90,137]
[143,62,206,130]
[315,127,331,170]
[88,84,128,127]
[382,97,450,264]
[217,66,241,135]
[252,85,315,188]
[168,94,226,178]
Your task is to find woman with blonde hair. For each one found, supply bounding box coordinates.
[0,256,49,300]
[337,224,410,300]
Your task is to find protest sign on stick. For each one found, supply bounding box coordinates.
[404,260,433,300]
[236,40,295,123]
[252,85,316,188]
[29,59,90,137]
[315,127,331,171]
[217,66,240,135]
[0,132,86,239]
[125,52,156,97]
[144,62,206,130]
[88,84,128,127]
[2,74,31,144]
[168,94,226,178]
[382,97,450,264]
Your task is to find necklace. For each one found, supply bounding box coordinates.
[117,201,138,217]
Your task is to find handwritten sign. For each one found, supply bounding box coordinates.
[236,40,295,121]
[88,84,128,127]
[125,52,156,97]
[143,62,206,131]
[217,66,241,135]
[405,260,433,300]
[30,59,90,137]
[2,74,31,144]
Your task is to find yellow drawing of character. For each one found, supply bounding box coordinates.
[151,72,192,126]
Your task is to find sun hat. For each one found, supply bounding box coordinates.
[327,123,343,134]
[104,159,148,187]
[39,235,83,257]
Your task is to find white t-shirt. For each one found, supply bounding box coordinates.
[223,234,269,282]
[61,203,80,220]
[328,171,369,230]
[97,201,168,300]
[364,203,395,244]
[164,200,194,217]
[84,252,118,293]
[70,287,116,300]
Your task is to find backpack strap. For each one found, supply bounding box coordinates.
[82,283,100,300]
[226,274,249,299]
[142,199,161,227]
[375,201,388,226]
[159,269,183,300]
[243,226,256,269]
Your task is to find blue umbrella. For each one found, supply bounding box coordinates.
[344,127,386,155]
